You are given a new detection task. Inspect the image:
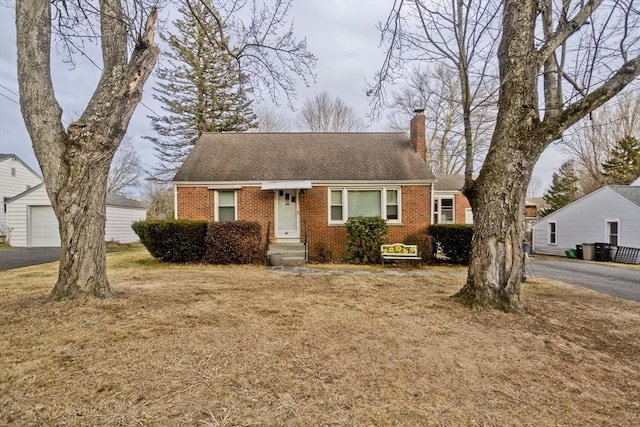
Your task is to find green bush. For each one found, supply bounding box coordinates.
[404,230,435,263]
[345,216,388,264]
[204,221,263,264]
[428,224,473,264]
[132,220,207,263]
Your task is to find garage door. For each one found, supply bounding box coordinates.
[29,206,61,247]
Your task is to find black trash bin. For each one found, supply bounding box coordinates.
[575,244,583,260]
[594,242,611,261]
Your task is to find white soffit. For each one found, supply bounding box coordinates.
[261,180,313,190]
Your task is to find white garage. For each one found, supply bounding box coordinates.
[5,183,147,247]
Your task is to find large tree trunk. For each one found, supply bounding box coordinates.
[16,0,159,300]
[457,0,540,315]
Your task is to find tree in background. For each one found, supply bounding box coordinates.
[560,92,640,193]
[541,160,580,216]
[147,0,257,180]
[373,0,640,313]
[602,136,640,185]
[107,138,143,196]
[253,104,291,132]
[386,66,494,174]
[142,180,174,220]
[298,91,364,132]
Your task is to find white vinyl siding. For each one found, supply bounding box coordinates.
[6,184,146,247]
[106,206,147,243]
[532,187,640,256]
[328,187,401,224]
[0,157,42,235]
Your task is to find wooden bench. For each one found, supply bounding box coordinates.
[381,243,421,265]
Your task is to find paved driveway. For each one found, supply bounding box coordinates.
[0,247,60,271]
[527,258,640,302]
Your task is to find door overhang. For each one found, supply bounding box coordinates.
[261,180,312,190]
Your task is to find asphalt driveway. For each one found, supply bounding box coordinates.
[527,258,640,302]
[0,247,60,271]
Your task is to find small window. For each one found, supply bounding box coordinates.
[548,222,557,245]
[330,190,343,221]
[441,198,454,223]
[216,190,236,221]
[11,167,16,177]
[607,221,619,246]
[386,189,399,220]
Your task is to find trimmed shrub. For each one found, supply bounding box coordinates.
[204,221,262,264]
[428,224,473,265]
[404,231,435,263]
[345,216,388,264]
[132,220,207,263]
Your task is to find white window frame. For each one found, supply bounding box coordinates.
[548,221,557,245]
[328,187,402,224]
[605,219,620,246]
[433,196,455,224]
[214,190,237,222]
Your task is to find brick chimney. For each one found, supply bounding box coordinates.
[410,109,427,163]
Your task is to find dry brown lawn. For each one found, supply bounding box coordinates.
[1,247,638,426]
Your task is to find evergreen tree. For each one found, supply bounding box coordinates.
[541,160,580,216]
[602,135,640,185]
[146,0,257,180]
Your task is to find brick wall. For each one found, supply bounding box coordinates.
[454,193,472,224]
[177,184,432,262]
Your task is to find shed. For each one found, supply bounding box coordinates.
[5,183,147,247]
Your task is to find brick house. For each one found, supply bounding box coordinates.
[173,111,435,262]
[432,175,473,224]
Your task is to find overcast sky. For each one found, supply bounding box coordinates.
[0,1,567,193]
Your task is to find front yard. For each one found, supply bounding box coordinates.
[1,247,638,425]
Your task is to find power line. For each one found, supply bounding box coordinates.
[0,83,19,97]
[0,91,19,105]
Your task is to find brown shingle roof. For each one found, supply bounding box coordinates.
[434,174,465,191]
[173,132,435,183]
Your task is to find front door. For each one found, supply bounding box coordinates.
[275,190,299,239]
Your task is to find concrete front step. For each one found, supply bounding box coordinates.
[268,243,306,266]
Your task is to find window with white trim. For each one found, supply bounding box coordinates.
[329,188,401,223]
[215,190,237,221]
[548,221,557,245]
[607,220,619,246]
[433,197,454,223]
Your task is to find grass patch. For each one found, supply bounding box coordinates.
[1,247,638,425]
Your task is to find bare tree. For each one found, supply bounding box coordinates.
[561,92,640,193]
[15,0,315,300]
[386,66,494,174]
[527,175,543,198]
[108,138,143,196]
[299,91,365,132]
[253,104,291,132]
[373,0,640,313]
[142,180,174,219]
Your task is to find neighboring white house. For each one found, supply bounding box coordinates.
[532,184,640,260]
[0,154,43,237]
[5,183,147,247]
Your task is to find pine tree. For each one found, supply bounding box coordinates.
[602,135,640,185]
[146,0,257,180]
[541,160,580,216]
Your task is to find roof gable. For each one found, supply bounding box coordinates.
[0,153,42,181]
[533,185,640,224]
[173,133,435,183]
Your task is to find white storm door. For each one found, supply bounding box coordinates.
[275,190,299,239]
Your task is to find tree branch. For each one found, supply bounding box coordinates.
[537,0,603,65]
